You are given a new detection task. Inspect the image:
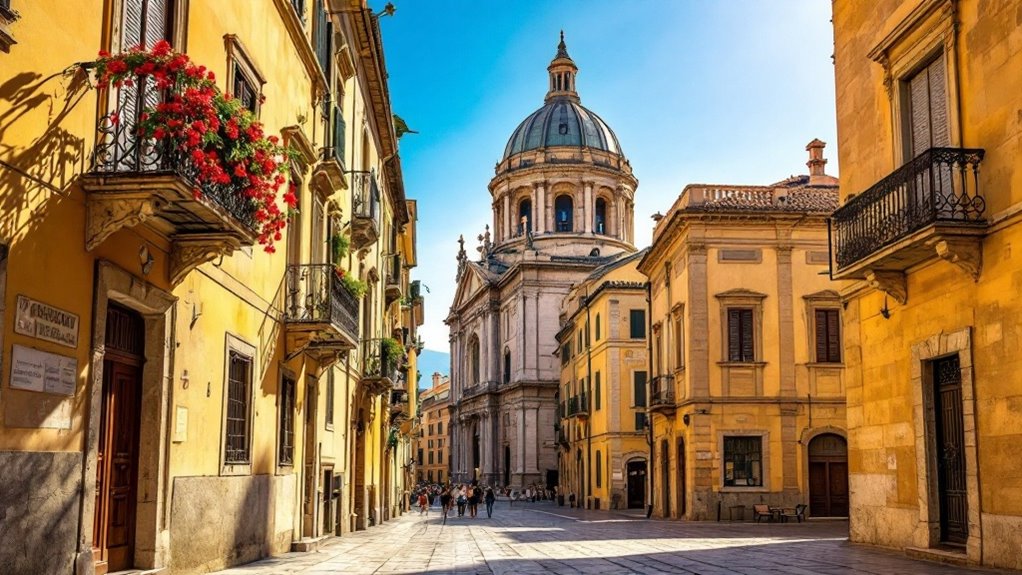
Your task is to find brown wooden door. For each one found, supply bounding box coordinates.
[934,355,968,544]
[626,460,646,509]
[808,434,849,517]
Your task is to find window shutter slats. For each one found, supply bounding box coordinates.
[815,309,828,362]
[740,309,754,362]
[727,309,741,361]
[826,309,841,362]
[928,53,949,147]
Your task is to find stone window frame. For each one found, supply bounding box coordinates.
[276,367,297,474]
[717,430,770,493]
[221,332,257,476]
[715,289,767,365]
[868,0,962,164]
[671,303,685,373]
[224,34,266,117]
[803,290,844,365]
[910,327,981,560]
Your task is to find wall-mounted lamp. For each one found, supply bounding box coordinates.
[880,295,891,320]
[181,369,190,390]
[375,2,395,17]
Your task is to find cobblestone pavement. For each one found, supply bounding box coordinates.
[213,501,1007,575]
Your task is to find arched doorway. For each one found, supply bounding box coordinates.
[626,459,646,509]
[808,434,849,517]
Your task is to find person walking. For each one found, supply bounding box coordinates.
[484,487,496,518]
[468,485,479,518]
[440,487,452,519]
[456,485,467,517]
[417,492,428,515]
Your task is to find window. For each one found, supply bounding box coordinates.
[595,314,601,341]
[428,439,433,449]
[594,198,607,234]
[814,309,841,363]
[428,451,434,465]
[290,0,305,22]
[518,198,532,235]
[727,308,755,362]
[673,314,684,369]
[278,375,296,466]
[325,369,334,427]
[437,451,442,464]
[224,35,265,117]
[577,330,583,353]
[561,342,571,365]
[555,195,573,232]
[428,423,434,436]
[468,335,480,385]
[437,421,442,435]
[723,436,762,487]
[312,0,332,80]
[633,371,647,407]
[629,309,646,339]
[503,348,511,384]
[634,412,647,431]
[225,351,253,464]
[594,372,601,410]
[904,52,949,159]
[427,470,433,483]
[596,451,603,487]
[417,448,423,466]
[233,65,258,113]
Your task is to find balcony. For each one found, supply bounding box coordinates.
[311,108,347,192]
[360,337,400,395]
[80,73,258,284]
[556,428,569,447]
[567,393,589,418]
[385,253,403,304]
[649,375,676,414]
[829,148,986,302]
[283,264,360,360]
[350,170,380,250]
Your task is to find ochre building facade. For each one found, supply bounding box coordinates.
[639,142,846,521]
[831,0,1022,568]
[0,1,421,574]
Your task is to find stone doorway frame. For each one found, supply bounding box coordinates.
[911,327,981,561]
[76,260,176,574]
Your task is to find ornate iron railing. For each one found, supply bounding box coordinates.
[351,170,380,222]
[88,71,258,230]
[830,147,985,270]
[567,393,589,416]
[284,264,360,341]
[361,337,399,382]
[650,375,676,407]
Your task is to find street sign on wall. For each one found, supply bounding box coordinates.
[14,295,80,348]
[9,344,77,396]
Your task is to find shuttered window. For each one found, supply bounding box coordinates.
[225,351,252,464]
[629,309,646,339]
[907,52,949,158]
[727,308,755,362]
[814,309,841,363]
[313,0,331,82]
[596,451,603,487]
[673,315,684,369]
[278,376,296,466]
[594,372,601,410]
[633,371,647,407]
[325,369,335,426]
[233,64,257,113]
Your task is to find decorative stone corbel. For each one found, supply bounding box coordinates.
[934,238,982,281]
[864,270,907,305]
[169,234,242,285]
[86,196,165,251]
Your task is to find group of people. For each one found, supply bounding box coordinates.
[413,482,498,519]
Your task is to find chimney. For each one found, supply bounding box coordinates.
[432,372,442,389]
[806,139,827,177]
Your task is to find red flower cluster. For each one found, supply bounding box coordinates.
[92,40,298,252]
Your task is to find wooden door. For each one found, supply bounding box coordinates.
[808,434,849,517]
[676,439,686,518]
[934,356,968,544]
[94,304,144,573]
[626,460,646,509]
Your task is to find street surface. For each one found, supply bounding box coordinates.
[213,501,1005,575]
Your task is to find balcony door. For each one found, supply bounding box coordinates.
[903,53,951,218]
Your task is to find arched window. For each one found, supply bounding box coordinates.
[503,348,511,384]
[468,335,480,385]
[595,198,607,234]
[518,198,532,236]
[555,195,573,232]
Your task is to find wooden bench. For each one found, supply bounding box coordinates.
[780,504,808,523]
[753,504,778,523]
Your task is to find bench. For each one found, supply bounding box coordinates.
[780,504,807,523]
[753,504,778,523]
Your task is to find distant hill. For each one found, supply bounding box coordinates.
[416,349,450,388]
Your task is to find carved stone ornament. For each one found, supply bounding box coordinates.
[934,238,982,281]
[86,195,165,251]
[864,269,907,305]
[169,234,242,285]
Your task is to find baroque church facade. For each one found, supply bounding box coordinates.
[446,35,638,488]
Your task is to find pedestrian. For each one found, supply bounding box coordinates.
[440,488,452,517]
[569,491,576,508]
[484,487,496,518]
[418,492,428,515]
[456,486,467,517]
[468,485,480,518]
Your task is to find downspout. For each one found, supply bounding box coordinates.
[645,280,654,518]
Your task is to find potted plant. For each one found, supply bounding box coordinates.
[89,40,298,252]
[330,233,350,265]
[334,266,367,298]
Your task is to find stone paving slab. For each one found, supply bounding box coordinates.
[212,502,1010,575]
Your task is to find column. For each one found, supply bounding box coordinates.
[583,181,593,234]
[526,406,539,473]
[481,413,491,478]
[502,194,511,241]
[517,407,526,478]
[617,197,626,242]
[483,313,492,384]
[535,183,546,234]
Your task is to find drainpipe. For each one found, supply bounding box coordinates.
[645,280,654,518]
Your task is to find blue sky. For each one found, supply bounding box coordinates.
[379,1,838,359]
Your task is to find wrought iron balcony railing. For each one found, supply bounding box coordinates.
[87,73,258,231]
[650,375,676,411]
[567,393,589,417]
[829,147,986,273]
[350,170,381,249]
[283,264,360,349]
[361,337,400,387]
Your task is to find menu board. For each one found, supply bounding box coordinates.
[9,344,77,396]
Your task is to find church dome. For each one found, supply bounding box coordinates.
[502,99,622,160]
[500,32,624,161]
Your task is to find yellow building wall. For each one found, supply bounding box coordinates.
[833,0,1022,568]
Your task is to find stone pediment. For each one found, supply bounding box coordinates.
[451,262,493,313]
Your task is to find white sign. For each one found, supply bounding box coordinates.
[15,295,80,348]
[10,344,77,396]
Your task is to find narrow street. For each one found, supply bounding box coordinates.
[213,501,1004,575]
